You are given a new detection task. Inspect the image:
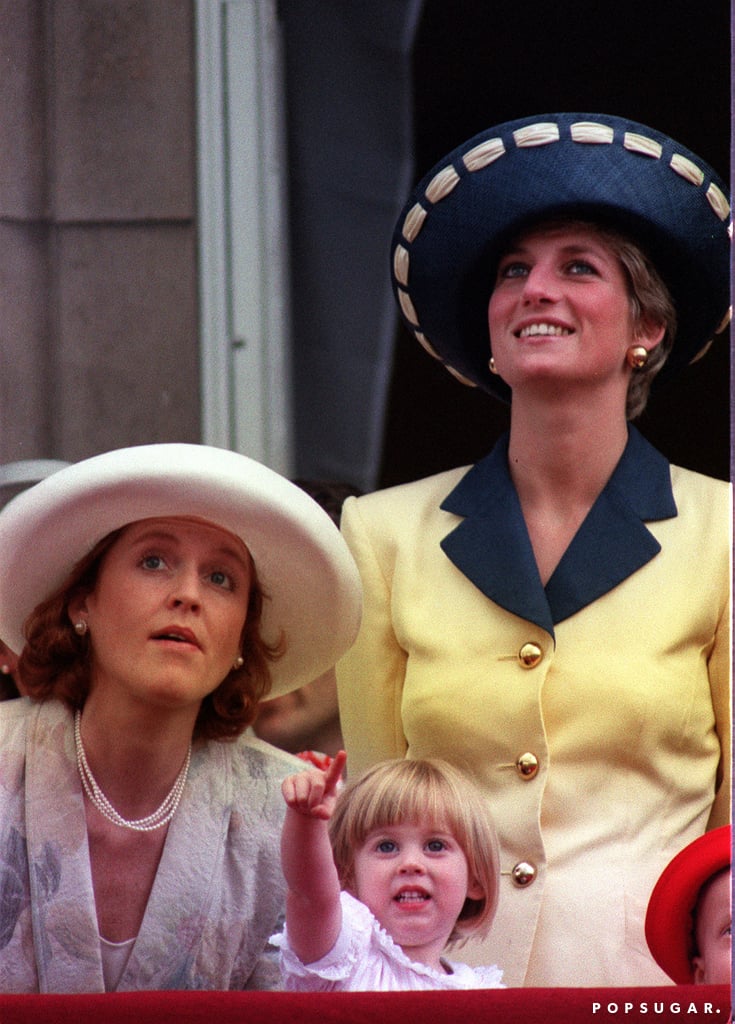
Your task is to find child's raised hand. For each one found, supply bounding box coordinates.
[281,749,347,820]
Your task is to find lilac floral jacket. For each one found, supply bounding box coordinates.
[0,698,299,992]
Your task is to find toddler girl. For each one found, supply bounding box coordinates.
[271,752,504,990]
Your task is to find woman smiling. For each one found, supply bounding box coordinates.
[336,113,730,987]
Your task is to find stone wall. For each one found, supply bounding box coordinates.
[0,0,200,464]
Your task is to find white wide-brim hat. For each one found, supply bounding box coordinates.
[0,444,363,699]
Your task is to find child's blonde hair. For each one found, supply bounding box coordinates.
[328,757,500,944]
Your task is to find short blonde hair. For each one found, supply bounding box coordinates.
[592,222,677,420]
[328,758,500,944]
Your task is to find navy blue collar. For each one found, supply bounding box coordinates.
[440,426,677,637]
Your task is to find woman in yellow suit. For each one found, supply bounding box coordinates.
[336,113,731,988]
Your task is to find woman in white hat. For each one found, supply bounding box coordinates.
[0,443,361,993]
[336,113,730,987]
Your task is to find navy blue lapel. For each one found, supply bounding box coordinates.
[440,427,677,637]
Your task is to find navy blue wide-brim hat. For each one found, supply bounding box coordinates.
[391,113,731,402]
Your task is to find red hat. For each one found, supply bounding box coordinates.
[645,825,731,983]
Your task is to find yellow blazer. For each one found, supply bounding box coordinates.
[336,429,730,988]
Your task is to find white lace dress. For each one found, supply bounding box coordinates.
[270,891,505,991]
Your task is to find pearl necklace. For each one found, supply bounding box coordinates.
[74,710,191,832]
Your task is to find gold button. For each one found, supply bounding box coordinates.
[518,642,543,668]
[516,752,539,779]
[511,861,537,887]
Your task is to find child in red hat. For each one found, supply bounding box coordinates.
[645,825,731,985]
